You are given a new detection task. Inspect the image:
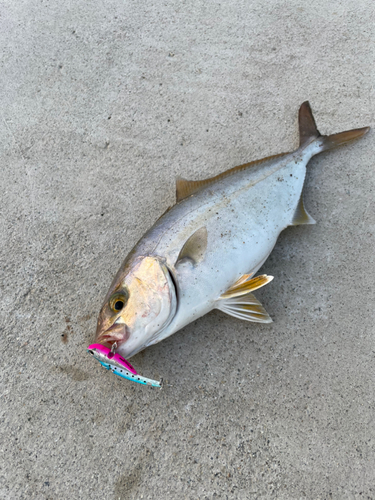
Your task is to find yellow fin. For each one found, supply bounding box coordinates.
[175,152,290,202]
[216,292,272,324]
[220,274,273,299]
[291,194,316,226]
[229,273,254,288]
[175,227,208,266]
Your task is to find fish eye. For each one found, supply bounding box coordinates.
[109,291,128,313]
[114,301,123,311]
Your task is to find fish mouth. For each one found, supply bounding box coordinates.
[96,323,129,348]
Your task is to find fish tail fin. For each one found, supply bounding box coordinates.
[318,127,370,152]
[299,101,370,151]
[299,101,321,147]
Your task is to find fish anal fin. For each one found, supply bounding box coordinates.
[220,274,273,299]
[176,152,290,202]
[216,292,272,324]
[175,226,208,266]
[291,194,316,226]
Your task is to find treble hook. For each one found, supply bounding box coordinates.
[111,342,117,354]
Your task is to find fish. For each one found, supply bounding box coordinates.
[89,101,369,384]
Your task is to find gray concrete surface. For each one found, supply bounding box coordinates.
[1,0,374,498]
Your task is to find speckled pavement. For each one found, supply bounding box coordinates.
[1,1,374,498]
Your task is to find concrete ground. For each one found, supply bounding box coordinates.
[1,0,374,498]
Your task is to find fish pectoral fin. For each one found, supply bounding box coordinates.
[220,274,273,299]
[216,293,273,324]
[175,226,208,266]
[290,193,316,226]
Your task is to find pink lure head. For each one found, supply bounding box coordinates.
[87,343,137,375]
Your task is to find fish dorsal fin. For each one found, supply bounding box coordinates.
[291,193,316,226]
[220,274,273,299]
[176,152,290,202]
[175,226,208,266]
[176,177,198,203]
[299,101,321,147]
[216,292,272,324]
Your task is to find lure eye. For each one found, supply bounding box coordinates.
[109,291,128,313]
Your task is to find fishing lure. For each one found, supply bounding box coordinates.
[87,344,162,387]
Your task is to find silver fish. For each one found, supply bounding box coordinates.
[93,102,369,365]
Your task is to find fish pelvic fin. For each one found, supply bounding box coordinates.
[290,193,316,226]
[299,101,370,151]
[216,292,273,324]
[220,274,273,299]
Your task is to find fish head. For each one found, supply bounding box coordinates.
[95,256,177,358]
